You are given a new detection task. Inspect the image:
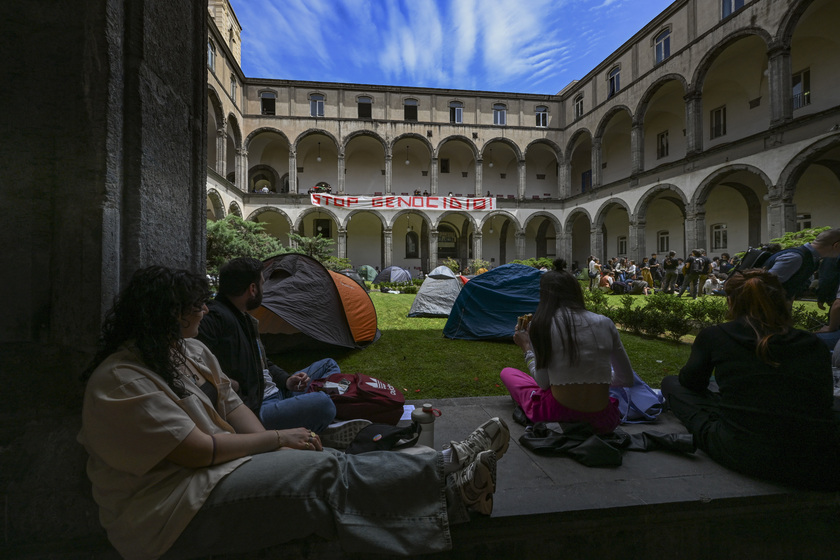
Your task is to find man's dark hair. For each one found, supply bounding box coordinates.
[218,257,263,297]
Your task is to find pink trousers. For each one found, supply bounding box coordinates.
[500,367,621,434]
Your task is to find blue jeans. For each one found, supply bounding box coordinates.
[259,359,340,432]
[162,448,456,558]
[816,330,840,351]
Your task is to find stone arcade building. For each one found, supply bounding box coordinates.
[207,0,840,273]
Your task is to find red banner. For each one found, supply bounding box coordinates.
[310,193,496,211]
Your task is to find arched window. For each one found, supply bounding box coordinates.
[207,40,216,71]
[405,231,419,258]
[574,94,584,119]
[309,93,325,117]
[608,66,620,98]
[493,103,506,126]
[404,98,418,121]
[449,101,463,124]
[260,91,276,115]
[358,96,372,119]
[536,105,548,127]
[229,75,237,103]
[655,29,671,64]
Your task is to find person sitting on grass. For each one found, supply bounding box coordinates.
[661,268,840,490]
[78,265,512,559]
[500,259,634,434]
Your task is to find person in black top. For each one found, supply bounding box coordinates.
[661,268,840,489]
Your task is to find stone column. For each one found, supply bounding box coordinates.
[475,158,483,197]
[337,226,347,259]
[429,229,439,269]
[684,211,706,254]
[518,160,526,200]
[590,227,604,262]
[684,92,703,156]
[431,157,439,195]
[383,227,393,268]
[591,138,602,189]
[768,44,793,126]
[515,231,526,260]
[385,154,392,194]
[235,148,248,191]
[628,220,646,263]
[631,123,644,174]
[216,127,227,177]
[472,232,483,262]
[766,196,797,239]
[337,153,346,194]
[558,159,570,199]
[557,229,567,262]
[288,150,298,194]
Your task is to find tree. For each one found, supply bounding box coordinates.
[205,215,286,275]
[286,232,351,271]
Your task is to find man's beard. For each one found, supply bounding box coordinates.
[245,290,263,310]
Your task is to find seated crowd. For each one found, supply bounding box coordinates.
[78,234,840,558]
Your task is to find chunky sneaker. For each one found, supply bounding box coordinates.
[453,450,497,515]
[446,417,510,469]
[319,419,372,450]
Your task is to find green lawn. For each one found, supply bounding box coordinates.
[272,291,693,398]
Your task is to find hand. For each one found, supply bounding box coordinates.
[276,427,323,452]
[513,325,532,353]
[286,372,310,392]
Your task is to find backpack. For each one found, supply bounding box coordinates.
[689,257,705,274]
[308,373,406,424]
[732,246,772,274]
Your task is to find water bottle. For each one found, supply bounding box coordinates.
[411,403,441,448]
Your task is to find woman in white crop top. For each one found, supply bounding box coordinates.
[500,259,634,433]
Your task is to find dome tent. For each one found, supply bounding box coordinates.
[373,266,412,284]
[443,264,541,340]
[357,265,377,282]
[408,265,462,318]
[251,253,380,352]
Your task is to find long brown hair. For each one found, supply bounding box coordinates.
[724,268,792,366]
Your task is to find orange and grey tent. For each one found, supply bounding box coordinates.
[251,253,380,353]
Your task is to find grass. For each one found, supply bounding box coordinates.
[271,291,693,398]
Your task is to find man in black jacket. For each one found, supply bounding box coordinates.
[197,258,337,432]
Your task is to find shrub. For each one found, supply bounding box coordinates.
[791,303,829,331]
[402,285,419,294]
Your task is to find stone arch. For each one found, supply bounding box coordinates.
[480,137,523,161]
[777,0,820,46]
[434,211,478,231]
[523,211,562,234]
[434,135,479,160]
[524,138,563,161]
[294,128,341,153]
[593,105,633,140]
[390,208,432,230]
[344,208,387,229]
[244,126,290,149]
[206,188,225,220]
[392,132,434,156]
[343,129,387,154]
[690,28,773,93]
[225,113,242,147]
[633,183,688,222]
[246,206,293,229]
[564,208,593,232]
[777,132,840,201]
[564,127,592,162]
[478,210,521,231]
[294,207,340,232]
[594,197,633,228]
[207,85,225,126]
[248,163,281,192]
[693,164,773,208]
[634,74,689,124]
[228,201,242,217]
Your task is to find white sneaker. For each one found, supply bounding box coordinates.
[446,417,510,469]
[319,419,372,450]
[452,450,497,515]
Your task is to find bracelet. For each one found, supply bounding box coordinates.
[274,430,282,449]
[209,435,217,466]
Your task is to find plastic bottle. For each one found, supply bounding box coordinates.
[411,403,441,448]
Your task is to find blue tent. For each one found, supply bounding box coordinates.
[443,264,542,340]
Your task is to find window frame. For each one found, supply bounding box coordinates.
[404,98,418,122]
[721,0,745,19]
[574,94,584,120]
[654,28,671,65]
[656,130,669,159]
[357,96,372,120]
[229,75,237,103]
[792,68,811,110]
[617,236,628,257]
[608,66,620,99]
[796,213,812,231]
[657,231,670,254]
[449,101,463,124]
[581,169,592,193]
[405,231,420,259]
[309,93,325,118]
[493,103,507,126]
[711,223,728,251]
[207,40,216,71]
[260,91,276,116]
[710,105,727,139]
[536,105,548,128]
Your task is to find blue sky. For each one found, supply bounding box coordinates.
[229,0,675,95]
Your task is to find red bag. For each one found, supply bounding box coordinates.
[308,373,405,425]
